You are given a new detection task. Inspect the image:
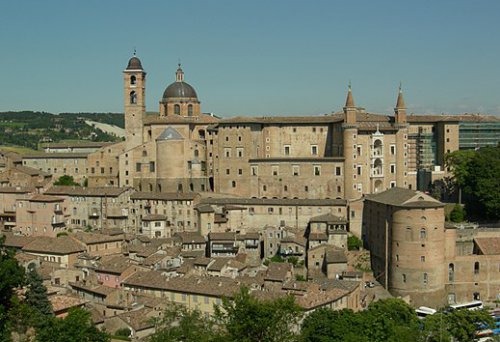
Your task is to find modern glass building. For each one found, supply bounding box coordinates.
[459,121,500,150]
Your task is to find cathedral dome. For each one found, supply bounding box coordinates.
[161,64,198,101]
[126,56,143,70]
[162,82,198,99]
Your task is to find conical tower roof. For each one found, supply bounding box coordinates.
[345,83,355,108]
[396,84,406,109]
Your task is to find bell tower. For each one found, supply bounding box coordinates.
[342,83,359,200]
[124,53,146,150]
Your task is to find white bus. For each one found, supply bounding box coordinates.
[450,300,483,311]
[416,306,437,319]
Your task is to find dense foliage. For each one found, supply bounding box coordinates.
[0,236,109,342]
[0,111,123,149]
[445,146,500,220]
[347,235,363,250]
[54,175,80,187]
[148,294,495,342]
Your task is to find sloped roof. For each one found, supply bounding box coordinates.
[23,236,85,255]
[309,213,346,224]
[366,187,444,208]
[72,232,122,245]
[474,237,500,255]
[156,126,184,141]
[45,186,129,197]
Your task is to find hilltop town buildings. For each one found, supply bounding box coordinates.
[1,53,499,325]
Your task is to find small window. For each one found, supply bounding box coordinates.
[130,91,137,104]
[420,228,427,239]
[174,104,180,115]
[188,104,193,116]
[390,145,396,155]
[423,272,428,284]
[232,181,236,188]
[402,274,406,283]
[293,165,300,176]
[311,145,318,156]
[284,145,290,156]
[335,166,342,176]
[421,256,425,263]
[251,166,258,176]
[130,75,137,85]
[314,165,321,176]
[474,261,480,274]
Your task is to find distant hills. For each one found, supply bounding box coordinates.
[0,111,125,150]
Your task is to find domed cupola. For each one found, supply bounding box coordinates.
[159,64,200,117]
[126,55,143,70]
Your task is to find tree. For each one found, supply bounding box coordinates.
[148,304,216,342]
[53,175,80,186]
[421,308,493,342]
[215,287,303,342]
[300,298,420,342]
[300,308,369,342]
[347,235,362,251]
[25,269,53,318]
[35,308,109,342]
[0,235,25,341]
[449,204,465,223]
[463,146,500,220]
[445,146,500,220]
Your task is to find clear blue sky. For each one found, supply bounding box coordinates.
[1,0,499,117]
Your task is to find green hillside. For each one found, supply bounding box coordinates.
[0,111,124,150]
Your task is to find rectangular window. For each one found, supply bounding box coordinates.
[390,145,396,155]
[292,165,300,176]
[236,148,244,158]
[149,161,155,172]
[390,164,396,174]
[335,166,342,176]
[224,148,231,158]
[356,145,362,156]
[284,145,291,156]
[272,166,279,176]
[311,145,318,156]
[251,166,258,176]
[268,208,274,214]
[136,163,141,172]
[390,181,396,188]
[357,166,362,176]
[313,165,321,176]
[226,169,230,175]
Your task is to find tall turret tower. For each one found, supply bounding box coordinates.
[342,84,359,200]
[124,53,146,150]
[394,84,408,188]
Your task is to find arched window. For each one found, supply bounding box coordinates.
[420,228,427,239]
[405,227,412,241]
[130,91,137,104]
[130,75,137,85]
[174,104,180,115]
[474,261,480,274]
[188,104,193,116]
[194,149,199,158]
[449,263,454,282]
